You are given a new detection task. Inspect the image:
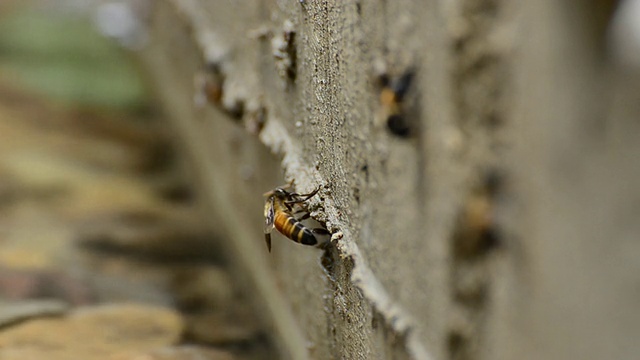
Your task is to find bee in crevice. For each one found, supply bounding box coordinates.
[194,65,245,121]
[454,170,504,258]
[379,70,415,137]
[263,184,330,252]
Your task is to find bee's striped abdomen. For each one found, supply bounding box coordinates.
[274,212,318,246]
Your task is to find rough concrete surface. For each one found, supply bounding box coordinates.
[137,0,640,359]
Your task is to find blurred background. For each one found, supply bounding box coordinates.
[0,1,274,359]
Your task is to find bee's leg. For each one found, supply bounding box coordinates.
[312,228,331,249]
[286,186,321,205]
[298,186,321,198]
[312,228,330,236]
[284,203,292,212]
[285,198,301,206]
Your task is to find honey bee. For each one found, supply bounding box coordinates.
[379,70,414,137]
[454,170,503,258]
[263,184,329,252]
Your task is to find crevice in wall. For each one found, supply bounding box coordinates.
[262,119,433,359]
[448,0,510,359]
[448,169,504,360]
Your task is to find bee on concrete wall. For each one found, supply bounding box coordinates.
[379,70,415,137]
[263,184,329,252]
[194,65,245,120]
[454,170,503,258]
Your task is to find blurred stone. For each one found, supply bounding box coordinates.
[171,265,235,312]
[0,266,95,305]
[110,345,237,360]
[77,208,222,264]
[0,170,21,207]
[61,107,170,172]
[78,266,175,307]
[146,170,195,204]
[185,308,261,346]
[0,299,68,328]
[0,212,71,271]
[0,303,184,360]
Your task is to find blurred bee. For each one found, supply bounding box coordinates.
[194,65,245,120]
[194,65,224,109]
[263,184,330,252]
[453,170,503,258]
[379,70,414,137]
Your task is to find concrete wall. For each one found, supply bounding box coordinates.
[137,0,640,359]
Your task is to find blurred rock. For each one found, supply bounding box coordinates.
[0,266,95,305]
[0,210,74,271]
[61,107,170,173]
[185,307,261,346]
[146,169,195,204]
[111,345,237,360]
[0,299,68,328]
[77,266,175,307]
[0,303,184,360]
[171,266,235,312]
[77,208,222,264]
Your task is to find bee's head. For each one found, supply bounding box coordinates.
[263,187,290,199]
[273,187,290,199]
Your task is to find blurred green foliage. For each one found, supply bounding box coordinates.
[0,8,148,111]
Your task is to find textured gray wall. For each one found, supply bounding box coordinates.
[138,0,640,359]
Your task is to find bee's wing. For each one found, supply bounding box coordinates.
[393,70,414,100]
[264,197,275,232]
[264,197,275,252]
[265,233,272,253]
